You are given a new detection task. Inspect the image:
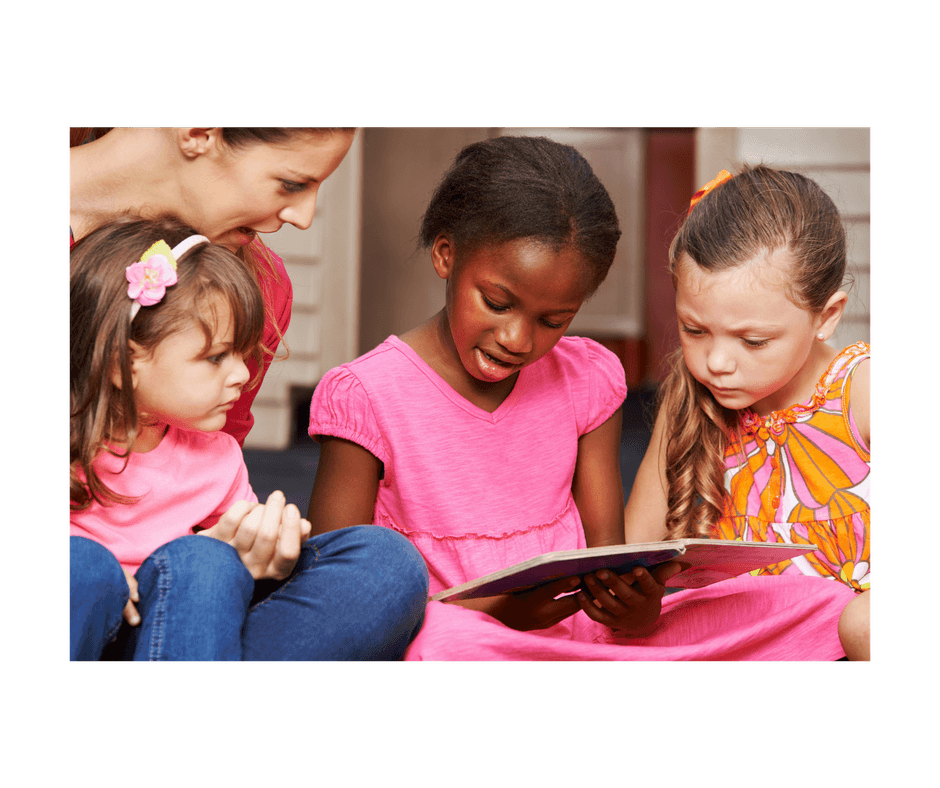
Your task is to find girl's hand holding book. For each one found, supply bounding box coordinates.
[578,562,681,636]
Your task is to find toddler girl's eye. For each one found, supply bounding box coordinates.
[208,351,229,364]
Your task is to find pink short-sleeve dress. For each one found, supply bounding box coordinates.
[309,336,856,660]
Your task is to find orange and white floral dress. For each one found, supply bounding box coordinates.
[715,342,870,592]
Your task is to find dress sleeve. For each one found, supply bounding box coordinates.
[578,338,628,436]
[308,366,389,464]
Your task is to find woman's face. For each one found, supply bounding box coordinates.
[183,129,355,249]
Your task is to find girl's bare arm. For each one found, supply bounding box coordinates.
[307,437,382,534]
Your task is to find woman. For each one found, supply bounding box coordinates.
[71,127,354,444]
[70,128,429,660]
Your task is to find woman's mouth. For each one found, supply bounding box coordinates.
[234,227,257,245]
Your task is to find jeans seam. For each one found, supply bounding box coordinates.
[147,551,172,660]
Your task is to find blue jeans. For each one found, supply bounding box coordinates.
[70,526,428,661]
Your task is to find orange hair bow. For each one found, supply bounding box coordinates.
[688,169,732,215]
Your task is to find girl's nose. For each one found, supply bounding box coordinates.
[496,317,533,356]
[279,189,319,231]
[705,343,735,375]
[229,354,250,388]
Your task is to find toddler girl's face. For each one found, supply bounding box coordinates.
[443,237,590,384]
[130,298,250,434]
[674,250,824,417]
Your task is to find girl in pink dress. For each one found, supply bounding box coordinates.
[624,166,870,660]
[308,137,856,660]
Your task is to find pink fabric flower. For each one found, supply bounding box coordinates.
[126,253,178,307]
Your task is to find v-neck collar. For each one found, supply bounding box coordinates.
[386,335,526,423]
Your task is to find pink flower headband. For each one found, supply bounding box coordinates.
[126,235,209,320]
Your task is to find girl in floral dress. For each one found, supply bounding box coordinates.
[624,166,870,660]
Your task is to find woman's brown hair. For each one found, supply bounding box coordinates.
[70,216,265,510]
[658,164,848,539]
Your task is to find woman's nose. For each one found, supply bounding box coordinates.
[279,190,319,231]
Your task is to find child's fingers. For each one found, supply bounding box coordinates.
[207,500,257,543]
[269,503,304,579]
[583,572,633,613]
[120,569,141,625]
[533,575,582,602]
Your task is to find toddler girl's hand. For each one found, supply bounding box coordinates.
[577,561,681,636]
[201,491,313,581]
[122,568,140,626]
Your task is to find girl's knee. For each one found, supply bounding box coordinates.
[140,534,251,591]
[71,536,127,599]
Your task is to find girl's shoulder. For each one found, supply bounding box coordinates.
[543,336,626,390]
[540,337,627,433]
[838,343,870,451]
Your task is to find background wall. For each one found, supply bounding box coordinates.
[246,127,871,450]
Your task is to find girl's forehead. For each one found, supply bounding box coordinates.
[676,249,794,295]
[465,238,591,293]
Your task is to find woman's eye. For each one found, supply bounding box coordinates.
[680,325,702,336]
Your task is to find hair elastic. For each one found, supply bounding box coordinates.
[126,234,209,320]
[688,169,733,215]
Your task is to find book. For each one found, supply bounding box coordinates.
[430,539,817,602]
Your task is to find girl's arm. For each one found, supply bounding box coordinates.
[572,408,625,547]
[573,406,679,636]
[307,437,382,534]
[623,405,671,543]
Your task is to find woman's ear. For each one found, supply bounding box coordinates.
[431,234,457,281]
[176,128,223,159]
[815,290,848,341]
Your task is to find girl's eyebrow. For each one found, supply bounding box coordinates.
[286,169,318,183]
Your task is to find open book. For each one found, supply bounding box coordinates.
[430,539,816,602]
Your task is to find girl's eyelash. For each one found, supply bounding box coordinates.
[281,180,308,193]
[744,338,770,348]
[680,325,702,335]
[483,294,566,329]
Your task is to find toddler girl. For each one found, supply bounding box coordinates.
[624,166,870,660]
[70,216,428,660]
[307,138,856,660]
